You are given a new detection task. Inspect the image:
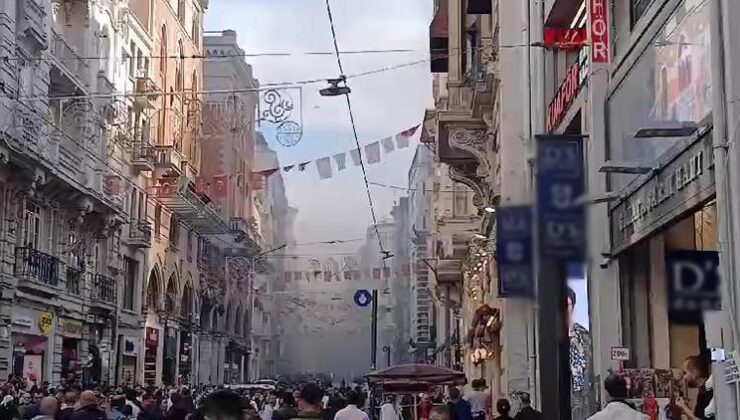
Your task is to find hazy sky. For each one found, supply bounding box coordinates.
[205,0,433,249]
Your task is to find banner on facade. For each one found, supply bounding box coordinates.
[496,205,534,297]
[666,250,721,316]
[535,135,586,261]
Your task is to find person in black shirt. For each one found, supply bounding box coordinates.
[677,356,713,419]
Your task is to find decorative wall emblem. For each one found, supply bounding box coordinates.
[258,87,303,147]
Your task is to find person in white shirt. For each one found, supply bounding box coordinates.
[465,379,488,420]
[334,390,369,420]
[587,374,648,420]
[380,396,400,420]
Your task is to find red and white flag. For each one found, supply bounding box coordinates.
[195,177,210,195]
[365,142,381,164]
[396,125,419,148]
[212,174,228,198]
[316,157,333,180]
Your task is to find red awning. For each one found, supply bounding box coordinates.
[429,0,448,39]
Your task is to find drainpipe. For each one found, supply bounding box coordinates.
[710,0,740,416]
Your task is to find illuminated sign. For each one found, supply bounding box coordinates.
[546,48,588,132]
[589,0,609,63]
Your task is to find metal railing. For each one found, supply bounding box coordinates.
[66,267,82,295]
[50,29,90,86]
[14,247,60,287]
[129,219,152,243]
[92,274,117,304]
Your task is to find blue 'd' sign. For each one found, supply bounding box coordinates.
[497,205,534,297]
[536,135,585,261]
[354,289,372,307]
[666,251,720,315]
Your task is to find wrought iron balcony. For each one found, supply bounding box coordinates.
[134,72,158,110]
[132,141,156,173]
[92,274,117,306]
[21,0,48,50]
[50,29,90,89]
[154,145,184,176]
[14,247,60,287]
[65,267,82,296]
[127,219,152,248]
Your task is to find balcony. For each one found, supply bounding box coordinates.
[131,141,156,173]
[49,29,89,89]
[154,145,184,177]
[134,72,158,110]
[91,274,117,308]
[127,219,152,248]
[14,247,60,290]
[21,0,48,50]
[65,267,82,296]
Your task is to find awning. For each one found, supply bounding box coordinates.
[430,0,449,73]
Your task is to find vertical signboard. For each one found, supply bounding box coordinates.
[496,205,534,297]
[536,135,586,261]
[589,0,609,63]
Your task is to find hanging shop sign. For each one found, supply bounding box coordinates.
[610,134,715,253]
[496,205,534,297]
[666,250,720,315]
[60,320,82,338]
[536,135,586,261]
[589,0,609,63]
[122,337,138,357]
[145,327,159,347]
[546,48,589,133]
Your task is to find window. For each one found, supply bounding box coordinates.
[123,257,138,310]
[178,0,186,25]
[631,0,656,27]
[129,41,136,78]
[453,183,469,217]
[186,230,193,261]
[154,204,162,238]
[191,16,200,43]
[23,201,41,249]
[169,214,180,249]
[159,25,167,74]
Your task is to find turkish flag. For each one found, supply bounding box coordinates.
[195,177,210,195]
[212,175,228,198]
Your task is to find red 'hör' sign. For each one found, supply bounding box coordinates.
[589,0,609,63]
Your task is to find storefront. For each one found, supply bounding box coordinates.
[59,319,83,383]
[119,336,139,386]
[163,326,178,385]
[10,307,54,389]
[605,0,714,414]
[144,327,159,386]
[178,330,192,384]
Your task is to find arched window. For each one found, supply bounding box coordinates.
[191,16,200,45]
[235,305,243,336]
[175,40,184,92]
[100,26,111,77]
[159,25,167,74]
[165,275,177,313]
[180,283,192,318]
[225,303,233,334]
[178,0,186,25]
[145,271,159,311]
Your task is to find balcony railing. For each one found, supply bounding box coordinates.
[154,145,184,174]
[14,247,60,287]
[21,0,47,49]
[92,274,117,305]
[50,29,90,88]
[66,267,82,295]
[132,141,156,173]
[128,219,152,248]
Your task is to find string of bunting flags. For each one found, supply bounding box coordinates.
[99,125,419,200]
[282,260,434,284]
[257,125,419,181]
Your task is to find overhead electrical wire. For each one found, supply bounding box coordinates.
[324,0,386,256]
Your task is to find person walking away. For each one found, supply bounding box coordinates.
[492,400,513,420]
[261,395,276,420]
[291,383,324,420]
[165,393,189,420]
[334,390,368,420]
[380,396,400,420]
[274,392,299,420]
[587,374,647,420]
[447,388,473,420]
[674,356,713,419]
[124,389,141,418]
[191,389,247,420]
[464,380,487,420]
[138,393,165,420]
[58,391,78,420]
[71,391,107,420]
[512,394,541,420]
[29,396,57,420]
[109,396,128,420]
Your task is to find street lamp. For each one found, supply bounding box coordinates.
[319,77,351,97]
